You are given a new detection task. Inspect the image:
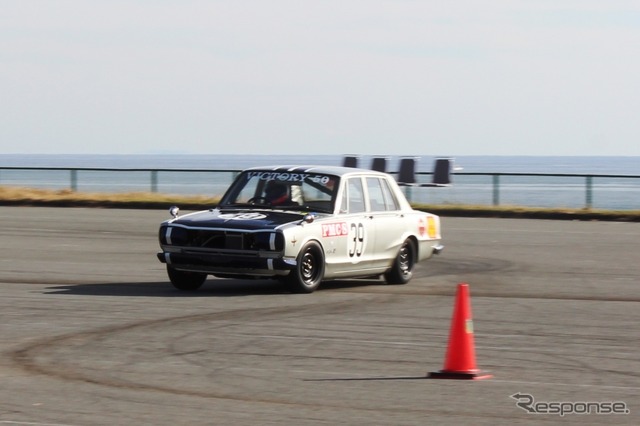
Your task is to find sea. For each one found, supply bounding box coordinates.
[1,154,640,210]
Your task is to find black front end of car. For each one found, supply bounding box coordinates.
[158,225,286,252]
[157,209,299,281]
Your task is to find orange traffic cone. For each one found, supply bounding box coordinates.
[428,283,492,380]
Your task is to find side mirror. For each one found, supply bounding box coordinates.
[301,213,315,224]
[169,206,180,218]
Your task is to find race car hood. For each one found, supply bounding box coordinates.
[169,208,313,231]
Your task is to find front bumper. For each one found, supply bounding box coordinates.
[157,251,295,277]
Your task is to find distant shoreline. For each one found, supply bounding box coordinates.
[2,153,640,174]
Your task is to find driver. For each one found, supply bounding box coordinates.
[264,181,292,206]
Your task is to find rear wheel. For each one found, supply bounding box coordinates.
[167,266,207,291]
[285,241,325,293]
[384,239,416,285]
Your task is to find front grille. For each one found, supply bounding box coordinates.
[192,229,229,248]
[161,226,284,251]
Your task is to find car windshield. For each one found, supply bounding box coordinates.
[219,170,339,213]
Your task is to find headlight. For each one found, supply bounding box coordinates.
[160,226,189,246]
[250,232,284,251]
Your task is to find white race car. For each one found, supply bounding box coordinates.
[157,165,443,293]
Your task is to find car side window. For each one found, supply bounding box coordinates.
[380,178,399,211]
[346,178,366,214]
[339,186,348,214]
[366,177,386,212]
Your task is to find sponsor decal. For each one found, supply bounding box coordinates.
[219,212,267,220]
[322,222,348,237]
[427,216,437,238]
[419,216,438,238]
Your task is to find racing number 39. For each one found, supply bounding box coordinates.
[348,223,365,258]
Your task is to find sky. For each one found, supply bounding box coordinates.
[1,0,640,157]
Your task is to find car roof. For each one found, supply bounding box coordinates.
[242,165,390,178]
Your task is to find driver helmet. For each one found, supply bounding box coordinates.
[265,181,290,205]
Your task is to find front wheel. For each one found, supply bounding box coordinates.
[167,266,207,291]
[285,241,325,293]
[384,239,416,285]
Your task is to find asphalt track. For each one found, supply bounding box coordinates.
[0,206,638,425]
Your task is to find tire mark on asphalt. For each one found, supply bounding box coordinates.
[420,257,515,277]
[9,297,480,416]
[6,295,524,421]
[334,285,640,302]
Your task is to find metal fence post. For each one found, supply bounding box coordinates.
[151,170,158,193]
[585,175,593,209]
[70,169,78,191]
[492,174,500,206]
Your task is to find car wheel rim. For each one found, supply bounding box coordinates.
[301,252,317,284]
[399,243,413,276]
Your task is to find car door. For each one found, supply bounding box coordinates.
[365,176,407,269]
[326,176,377,276]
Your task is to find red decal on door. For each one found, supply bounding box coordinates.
[322,222,348,237]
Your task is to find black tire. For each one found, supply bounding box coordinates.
[285,241,325,293]
[167,266,207,291]
[384,239,416,285]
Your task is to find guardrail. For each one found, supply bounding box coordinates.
[1,167,640,210]
[457,172,640,209]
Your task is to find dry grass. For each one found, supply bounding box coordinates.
[0,185,217,208]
